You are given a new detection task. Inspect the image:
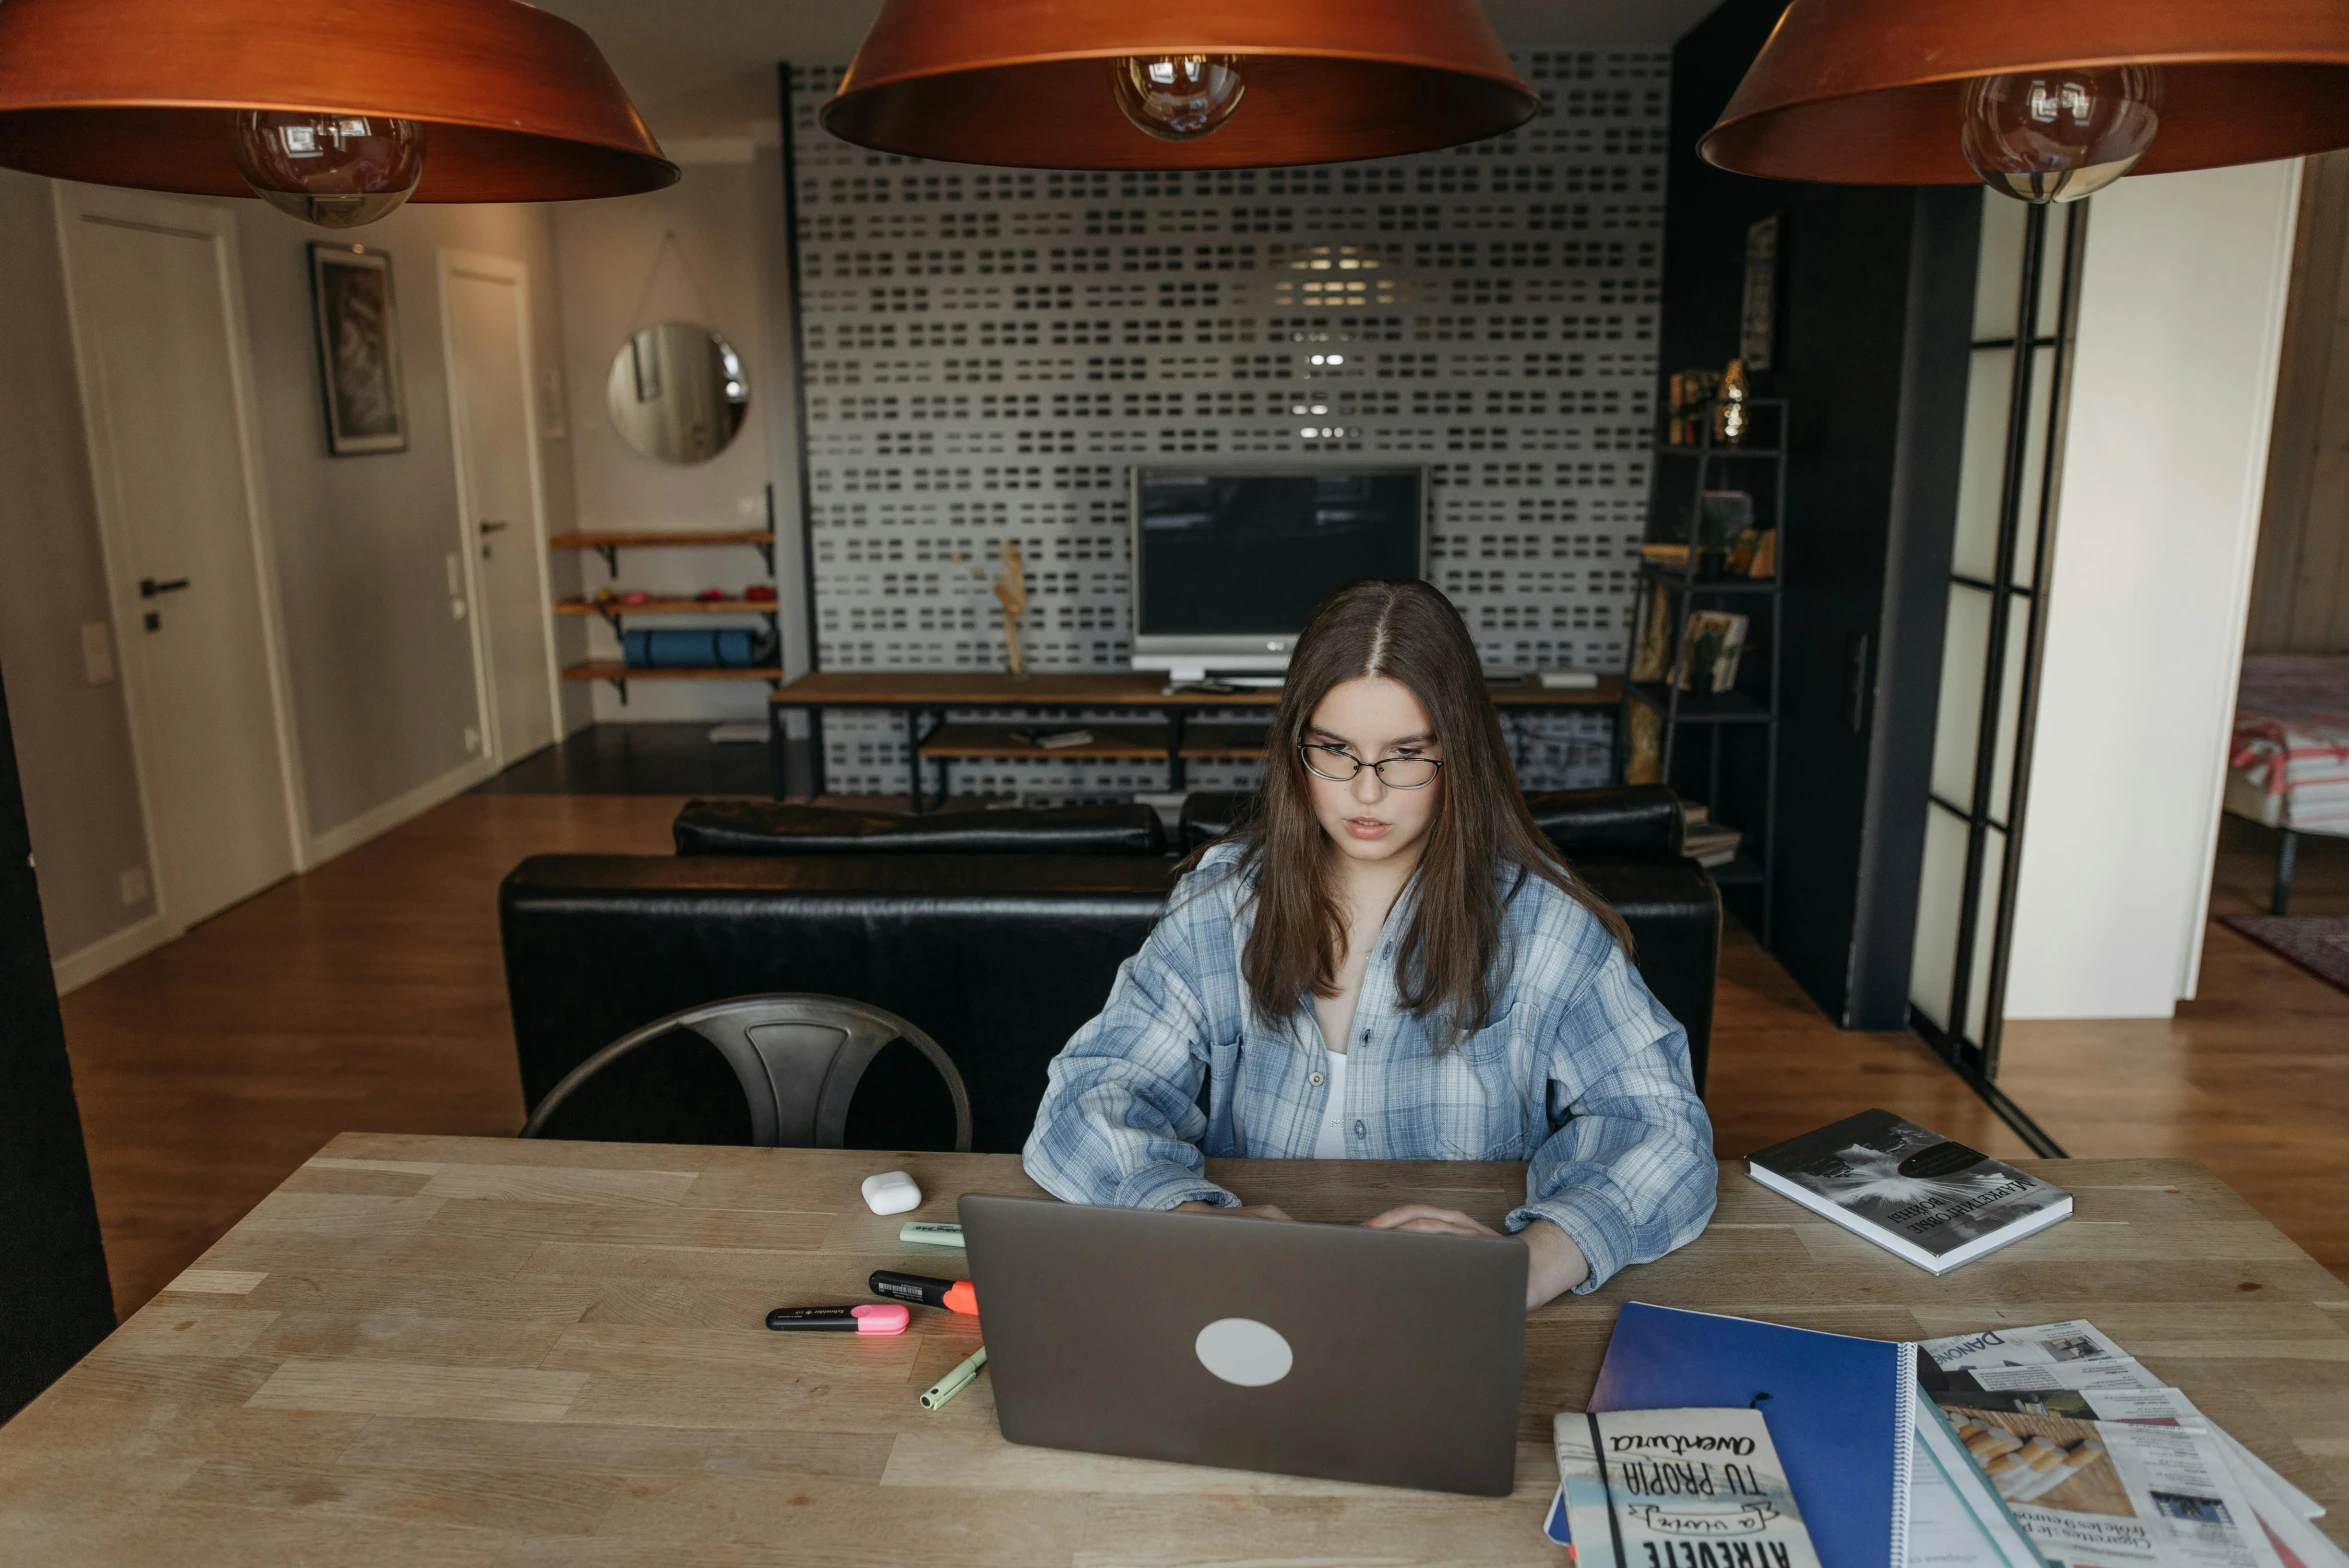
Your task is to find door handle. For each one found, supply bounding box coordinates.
[1847,632,1872,736]
[139,577,190,598]
[478,520,510,535]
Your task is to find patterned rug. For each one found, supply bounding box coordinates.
[2221,915,2349,998]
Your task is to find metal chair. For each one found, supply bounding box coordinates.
[521,994,973,1151]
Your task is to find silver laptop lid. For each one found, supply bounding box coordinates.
[960,1194,1528,1496]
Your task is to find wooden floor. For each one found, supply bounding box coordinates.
[57,797,2349,1320]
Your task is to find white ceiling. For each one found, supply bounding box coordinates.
[532,0,1725,143]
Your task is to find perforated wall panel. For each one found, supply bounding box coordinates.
[787,56,1667,799]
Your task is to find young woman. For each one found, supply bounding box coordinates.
[1024,579,1715,1309]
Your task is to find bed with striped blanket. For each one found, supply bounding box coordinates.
[2227,655,2349,911]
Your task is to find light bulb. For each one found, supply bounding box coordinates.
[1959,66,2163,204]
[230,111,425,229]
[1112,56,1246,142]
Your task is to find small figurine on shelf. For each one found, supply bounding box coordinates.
[1667,368,1722,445]
[1715,357,1751,446]
[993,538,1028,678]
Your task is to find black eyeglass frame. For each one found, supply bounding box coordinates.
[1296,741,1446,789]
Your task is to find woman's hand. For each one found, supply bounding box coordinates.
[1362,1206,1590,1310]
[1176,1199,1294,1221]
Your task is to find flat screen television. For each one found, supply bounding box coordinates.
[1130,465,1427,679]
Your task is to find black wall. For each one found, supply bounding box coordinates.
[1664,0,1977,1026]
[0,668,115,1422]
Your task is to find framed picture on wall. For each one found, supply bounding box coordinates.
[307,243,407,455]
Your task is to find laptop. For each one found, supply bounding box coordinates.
[958,1194,1528,1496]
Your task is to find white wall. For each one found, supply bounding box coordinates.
[232,196,583,829]
[2004,160,2302,1019]
[0,173,157,967]
[2,175,580,989]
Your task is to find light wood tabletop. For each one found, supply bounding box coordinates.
[1,1137,2342,1565]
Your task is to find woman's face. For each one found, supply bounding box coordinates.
[1300,675,1444,869]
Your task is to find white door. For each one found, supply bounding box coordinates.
[442,255,558,765]
[55,186,299,929]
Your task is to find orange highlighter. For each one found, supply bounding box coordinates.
[868,1269,977,1316]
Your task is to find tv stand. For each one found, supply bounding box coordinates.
[768,670,1622,808]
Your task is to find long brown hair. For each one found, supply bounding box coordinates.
[1207,578,1632,1040]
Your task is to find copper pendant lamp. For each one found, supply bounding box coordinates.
[1702,0,2349,201]
[0,0,675,227]
[820,0,1539,169]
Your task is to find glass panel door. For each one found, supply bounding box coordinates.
[1908,196,2086,1099]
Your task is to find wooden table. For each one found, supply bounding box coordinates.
[1,1139,2341,1564]
[768,669,1625,806]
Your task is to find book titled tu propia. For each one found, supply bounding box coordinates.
[1747,1109,2071,1275]
[1557,1407,1824,1568]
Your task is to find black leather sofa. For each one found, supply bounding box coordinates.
[499,787,1719,1154]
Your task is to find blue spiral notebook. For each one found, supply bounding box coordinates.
[1550,1303,1917,1568]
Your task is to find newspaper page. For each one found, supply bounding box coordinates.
[1912,1430,2009,1568]
[1923,1345,2323,1524]
[1914,1401,2048,1568]
[1934,1386,2342,1568]
[1931,1402,2283,1568]
[1923,1322,2133,1373]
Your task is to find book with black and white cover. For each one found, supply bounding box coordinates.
[1747,1110,2072,1274]
[1557,1406,1824,1568]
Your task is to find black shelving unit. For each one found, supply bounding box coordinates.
[1623,397,1787,942]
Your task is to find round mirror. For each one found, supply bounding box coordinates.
[606,321,750,464]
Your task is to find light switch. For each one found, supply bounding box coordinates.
[80,621,115,685]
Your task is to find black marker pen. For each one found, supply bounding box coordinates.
[766,1303,910,1334]
[869,1269,979,1315]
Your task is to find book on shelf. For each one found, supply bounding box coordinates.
[1675,801,1743,870]
[1725,527,1779,579]
[1685,824,1743,869]
[1676,611,1749,696]
[1010,727,1093,750]
[1632,583,1676,683]
[1746,1109,2073,1274]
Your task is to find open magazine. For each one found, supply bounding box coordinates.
[1919,1321,2343,1568]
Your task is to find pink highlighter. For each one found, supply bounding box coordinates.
[766,1303,910,1335]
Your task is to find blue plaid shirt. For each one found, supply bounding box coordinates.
[1023,844,1717,1293]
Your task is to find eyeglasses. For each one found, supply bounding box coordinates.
[1298,743,1444,789]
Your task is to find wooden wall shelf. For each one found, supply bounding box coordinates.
[556,596,777,615]
[562,660,783,703]
[548,530,776,576]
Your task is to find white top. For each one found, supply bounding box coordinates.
[1311,1049,1351,1159]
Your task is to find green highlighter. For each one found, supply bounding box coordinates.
[920,1345,987,1410]
[898,1221,964,1249]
